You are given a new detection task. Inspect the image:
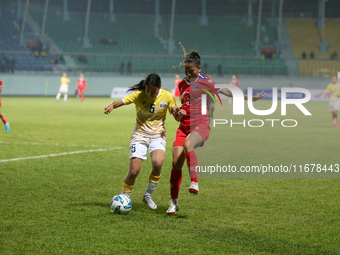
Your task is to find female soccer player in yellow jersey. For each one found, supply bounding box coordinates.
[325,75,340,128]
[56,72,70,102]
[104,73,186,210]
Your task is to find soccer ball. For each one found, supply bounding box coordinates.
[110,194,132,215]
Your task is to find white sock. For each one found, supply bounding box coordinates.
[146,181,157,195]
[56,93,61,100]
[64,94,68,102]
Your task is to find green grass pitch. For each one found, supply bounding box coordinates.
[0,97,340,254]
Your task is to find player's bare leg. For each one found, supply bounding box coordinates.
[183,131,204,195]
[122,157,143,196]
[0,111,9,133]
[143,149,165,210]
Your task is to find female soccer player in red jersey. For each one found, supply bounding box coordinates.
[0,78,10,133]
[166,43,264,214]
[76,73,89,102]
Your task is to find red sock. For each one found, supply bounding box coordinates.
[0,115,7,125]
[170,169,182,199]
[185,151,198,183]
[80,95,84,102]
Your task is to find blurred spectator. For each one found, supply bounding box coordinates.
[100,38,117,45]
[59,55,65,63]
[330,51,338,60]
[203,63,208,74]
[301,51,307,59]
[78,55,87,63]
[5,57,9,73]
[10,59,15,73]
[50,57,59,65]
[120,62,125,75]
[34,50,39,58]
[310,51,314,59]
[127,61,132,75]
[41,51,47,58]
[1,53,8,72]
[45,40,51,53]
[37,39,43,54]
[217,63,222,76]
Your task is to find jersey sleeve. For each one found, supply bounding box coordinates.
[167,93,177,113]
[207,79,219,93]
[326,84,332,93]
[122,91,138,105]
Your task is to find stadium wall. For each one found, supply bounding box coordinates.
[0,74,331,97]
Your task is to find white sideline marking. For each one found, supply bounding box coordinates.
[0,141,109,147]
[0,147,124,163]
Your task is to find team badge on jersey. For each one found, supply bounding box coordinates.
[192,85,198,91]
[160,101,167,109]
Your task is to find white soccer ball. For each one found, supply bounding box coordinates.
[110,194,132,215]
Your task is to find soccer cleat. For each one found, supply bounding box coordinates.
[143,192,157,210]
[166,199,180,215]
[5,123,9,133]
[188,181,199,195]
[334,122,339,128]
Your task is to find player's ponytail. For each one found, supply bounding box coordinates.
[127,73,161,92]
[173,42,201,68]
[127,79,145,92]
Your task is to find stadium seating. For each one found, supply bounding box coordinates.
[287,19,340,76]
[0,10,64,71]
[28,11,286,75]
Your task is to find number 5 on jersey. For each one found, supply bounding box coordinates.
[149,104,155,113]
[130,144,136,153]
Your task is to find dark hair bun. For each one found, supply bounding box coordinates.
[188,51,201,60]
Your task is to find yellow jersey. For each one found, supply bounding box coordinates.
[326,83,340,104]
[60,77,70,89]
[123,89,176,138]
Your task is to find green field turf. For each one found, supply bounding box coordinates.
[0,97,340,254]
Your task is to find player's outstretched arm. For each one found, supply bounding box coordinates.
[171,106,186,122]
[219,88,265,101]
[247,91,265,101]
[104,100,124,114]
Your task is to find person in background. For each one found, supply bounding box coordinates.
[172,74,181,100]
[56,73,70,103]
[229,74,239,105]
[325,75,340,128]
[127,62,132,75]
[0,78,10,133]
[76,73,89,102]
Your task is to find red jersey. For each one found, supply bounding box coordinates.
[78,78,86,91]
[179,74,218,129]
[0,78,3,107]
[174,78,181,98]
[231,79,239,87]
